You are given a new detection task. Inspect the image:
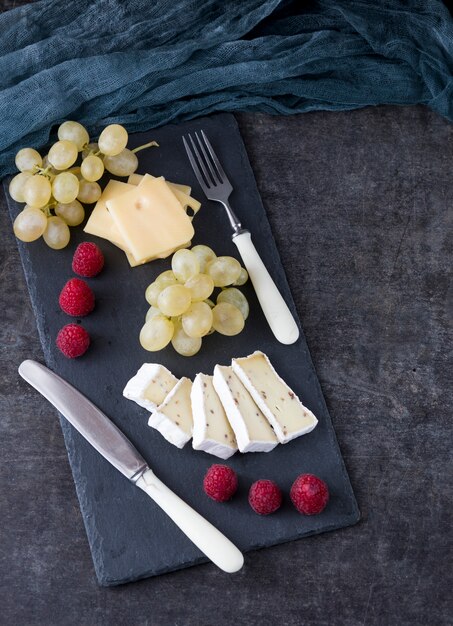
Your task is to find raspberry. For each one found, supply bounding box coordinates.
[59,278,95,317]
[72,242,104,277]
[203,464,238,502]
[248,480,282,515]
[56,324,90,358]
[290,474,329,515]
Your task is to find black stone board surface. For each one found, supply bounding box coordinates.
[4,113,359,586]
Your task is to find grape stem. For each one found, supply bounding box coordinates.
[131,141,159,154]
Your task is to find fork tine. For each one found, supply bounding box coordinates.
[187,133,213,189]
[201,130,228,183]
[182,135,210,190]
[195,131,221,185]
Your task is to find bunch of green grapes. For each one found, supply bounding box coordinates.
[9,121,158,249]
[140,245,249,356]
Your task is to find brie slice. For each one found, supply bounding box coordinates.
[191,373,237,459]
[148,377,193,448]
[232,351,318,444]
[123,363,178,412]
[213,365,278,453]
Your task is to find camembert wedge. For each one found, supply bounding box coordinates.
[213,365,278,453]
[232,351,318,444]
[123,363,178,412]
[191,373,237,459]
[148,377,193,448]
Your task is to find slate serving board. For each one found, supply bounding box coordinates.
[4,113,359,586]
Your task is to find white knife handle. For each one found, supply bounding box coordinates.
[136,469,244,574]
[233,231,299,345]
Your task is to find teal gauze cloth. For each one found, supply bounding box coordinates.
[0,0,452,177]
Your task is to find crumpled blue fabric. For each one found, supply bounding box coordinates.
[0,0,452,177]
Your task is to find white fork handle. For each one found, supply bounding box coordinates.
[233,231,299,345]
[136,469,244,574]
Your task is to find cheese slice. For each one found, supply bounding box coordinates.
[148,377,193,448]
[232,351,318,444]
[213,365,278,453]
[106,174,194,264]
[129,173,200,217]
[123,363,178,412]
[128,173,192,196]
[191,373,237,459]
[83,180,134,250]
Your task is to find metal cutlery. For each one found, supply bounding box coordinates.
[183,130,299,345]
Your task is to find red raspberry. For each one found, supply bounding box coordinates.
[290,474,329,515]
[59,278,95,317]
[203,464,238,502]
[72,242,104,277]
[248,479,282,515]
[56,324,90,358]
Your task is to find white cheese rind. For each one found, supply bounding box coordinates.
[232,351,318,444]
[123,363,178,412]
[213,365,278,453]
[148,377,193,449]
[191,373,237,459]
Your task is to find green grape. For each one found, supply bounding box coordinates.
[139,316,174,351]
[52,172,79,203]
[54,200,85,226]
[217,288,249,320]
[13,208,47,242]
[43,216,70,250]
[98,124,128,156]
[184,273,214,302]
[81,155,104,182]
[103,149,138,176]
[190,244,216,272]
[171,319,202,357]
[23,175,52,209]
[77,180,101,203]
[233,267,248,286]
[206,256,242,287]
[47,140,78,170]
[58,121,89,151]
[145,306,162,322]
[8,171,34,202]
[157,284,192,317]
[82,142,99,159]
[181,301,213,338]
[144,282,162,306]
[171,248,200,282]
[212,302,244,336]
[15,148,42,172]
[155,270,178,290]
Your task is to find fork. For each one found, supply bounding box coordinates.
[183,130,299,345]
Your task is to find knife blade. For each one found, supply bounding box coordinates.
[18,359,244,574]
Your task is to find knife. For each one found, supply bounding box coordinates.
[18,360,244,574]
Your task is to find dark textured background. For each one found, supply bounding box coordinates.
[0,2,452,624]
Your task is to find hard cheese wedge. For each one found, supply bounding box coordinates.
[106,174,194,265]
[213,365,278,453]
[232,351,318,444]
[191,373,237,459]
[148,377,193,448]
[83,180,133,251]
[123,363,178,412]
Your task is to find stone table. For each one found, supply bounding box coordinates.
[0,40,451,624]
